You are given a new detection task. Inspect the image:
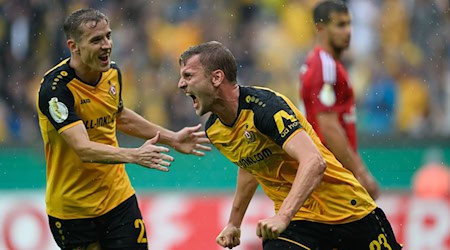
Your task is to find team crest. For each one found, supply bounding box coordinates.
[109,84,117,97]
[48,97,68,123]
[244,130,255,143]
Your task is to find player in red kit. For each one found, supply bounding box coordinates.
[300,0,380,199]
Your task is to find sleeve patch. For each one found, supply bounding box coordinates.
[273,110,301,138]
[48,97,69,123]
[249,87,303,147]
[319,84,336,107]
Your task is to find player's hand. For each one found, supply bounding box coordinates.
[256,214,290,240]
[136,132,174,171]
[216,224,241,249]
[172,124,211,156]
[356,171,380,200]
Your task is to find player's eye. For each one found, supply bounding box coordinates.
[337,21,350,28]
[91,38,101,44]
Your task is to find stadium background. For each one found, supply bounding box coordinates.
[0,0,449,249]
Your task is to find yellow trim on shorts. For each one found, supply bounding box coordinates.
[278,237,311,250]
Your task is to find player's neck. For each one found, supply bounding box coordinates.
[69,57,102,85]
[319,43,342,60]
[213,84,240,126]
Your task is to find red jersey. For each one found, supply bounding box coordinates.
[299,47,357,151]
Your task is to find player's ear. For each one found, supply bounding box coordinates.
[67,39,80,55]
[211,69,225,87]
[315,22,324,32]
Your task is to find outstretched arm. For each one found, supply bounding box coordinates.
[117,107,211,156]
[61,122,173,171]
[256,130,326,240]
[217,168,259,249]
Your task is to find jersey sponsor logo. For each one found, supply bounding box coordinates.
[274,110,300,138]
[84,113,116,129]
[48,97,69,123]
[236,148,272,168]
[319,84,336,107]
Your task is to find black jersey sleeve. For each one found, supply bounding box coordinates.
[253,90,303,147]
[111,62,124,112]
[38,75,81,131]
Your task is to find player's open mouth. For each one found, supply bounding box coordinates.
[186,93,198,109]
[99,55,109,64]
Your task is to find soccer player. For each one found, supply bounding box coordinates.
[299,0,380,200]
[36,9,210,250]
[178,41,401,249]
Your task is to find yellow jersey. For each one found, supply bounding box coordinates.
[205,86,376,224]
[36,59,134,219]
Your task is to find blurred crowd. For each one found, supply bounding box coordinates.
[0,0,449,145]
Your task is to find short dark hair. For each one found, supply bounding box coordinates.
[63,8,109,41]
[179,41,237,83]
[313,0,348,24]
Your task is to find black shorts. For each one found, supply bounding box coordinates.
[48,194,148,250]
[263,207,402,250]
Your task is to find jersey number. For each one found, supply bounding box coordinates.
[134,219,148,244]
[369,233,392,250]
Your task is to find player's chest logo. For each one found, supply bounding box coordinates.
[244,130,255,143]
[243,124,256,143]
[108,80,117,98]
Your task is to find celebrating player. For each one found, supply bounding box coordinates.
[178,41,401,249]
[36,8,210,250]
